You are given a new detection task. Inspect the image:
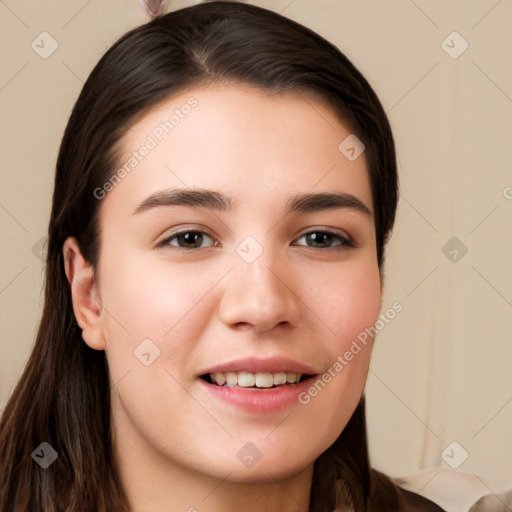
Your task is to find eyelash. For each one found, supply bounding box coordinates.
[156,227,355,252]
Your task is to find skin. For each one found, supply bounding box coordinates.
[63,83,382,512]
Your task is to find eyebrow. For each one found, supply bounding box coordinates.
[132,188,372,218]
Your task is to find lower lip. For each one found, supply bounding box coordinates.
[197,377,316,413]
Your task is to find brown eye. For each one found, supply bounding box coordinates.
[158,229,215,250]
[293,230,354,250]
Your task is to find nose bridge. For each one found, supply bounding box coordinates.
[217,234,300,332]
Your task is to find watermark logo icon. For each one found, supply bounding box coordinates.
[32,237,48,262]
[441,31,468,59]
[442,237,468,263]
[32,442,58,468]
[31,32,59,59]
[235,236,263,264]
[133,338,161,366]
[237,442,262,468]
[338,134,365,161]
[441,441,469,469]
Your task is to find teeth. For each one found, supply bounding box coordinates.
[286,372,298,384]
[225,372,238,387]
[214,372,226,386]
[255,373,274,388]
[210,371,303,388]
[237,371,255,387]
[274,372,287,385]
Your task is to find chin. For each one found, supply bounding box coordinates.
[224,459,313,485]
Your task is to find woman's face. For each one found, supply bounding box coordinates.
[90,84,381,483]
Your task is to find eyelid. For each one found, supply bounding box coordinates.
[156,225,356,251]
[155,225,216,249]
[296,226,354,245]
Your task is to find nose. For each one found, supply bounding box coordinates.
[217,243,301,334]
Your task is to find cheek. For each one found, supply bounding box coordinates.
[97,256,220,433]
[339,270,381,343]
[96,252,229,396]
[313,259,382,349]
[98,252,216,340]
[297,259,380,431]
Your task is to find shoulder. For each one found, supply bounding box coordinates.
[399,487,446,511]
[368,468,446,512]
[393,467,512,512]
[469,489,512,512]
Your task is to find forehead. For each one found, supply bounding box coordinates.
[105,83,372,217]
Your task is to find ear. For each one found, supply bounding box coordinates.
[62,237,106,351]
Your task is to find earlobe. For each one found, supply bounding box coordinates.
[62,237,106,351]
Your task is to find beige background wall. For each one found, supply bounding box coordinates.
[1,0,511,493]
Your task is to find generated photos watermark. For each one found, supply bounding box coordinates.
[93,97,198,200]
[298,301,403,405]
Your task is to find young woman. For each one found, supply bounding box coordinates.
[0,2,446,511]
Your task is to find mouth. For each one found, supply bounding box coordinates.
[196,359,320,412]
[200,371,316,390]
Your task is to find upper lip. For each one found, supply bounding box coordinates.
[198,357,319,377]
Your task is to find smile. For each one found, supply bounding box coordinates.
[203,371,306,389]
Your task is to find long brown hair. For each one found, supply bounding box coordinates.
[0,2,399,511]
